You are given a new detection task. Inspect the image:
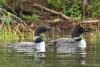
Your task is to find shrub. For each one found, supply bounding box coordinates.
[47,0,100,18]
[0,0,6,8]
[22,13,39,21]
[47,0,82,17]
[91,0,100,18]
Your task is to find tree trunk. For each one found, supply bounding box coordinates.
[81,0,90,17]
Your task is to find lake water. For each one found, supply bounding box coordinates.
[0,41,100,67]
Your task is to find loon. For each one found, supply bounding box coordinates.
[7,26,51,53]
[48,24,90,54]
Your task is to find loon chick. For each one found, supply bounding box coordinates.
[7,26,51,53]
[48,24,90,54]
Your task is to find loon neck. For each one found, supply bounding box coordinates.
[34,36,41,40]
[34,31,42,43]
[72,36,80,38]
[34,36,43,43]
[72,35,80,38]
[72,36,82,41]
[71,33,81,38]
[34,32,41,36]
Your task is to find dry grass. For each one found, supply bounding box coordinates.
[85,32,96,45]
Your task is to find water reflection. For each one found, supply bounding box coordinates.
[6,44,87,66]
[0,44,99,67]
[31,52,86,66]
[44,51,87,67]
[73,54,86,65]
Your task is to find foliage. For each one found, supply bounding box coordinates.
[0,8,34,44]
[47,0,100,18]
[0,8,22,25]
[47,0,66,10]
[47,0,82,17]
[90,0,100,18]
[0,13,14,25]
[0,0,6,8]
[63,3,82,17]
[22,13,40,21]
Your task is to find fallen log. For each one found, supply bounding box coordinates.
[82,19,100,23]
[33,3,100,23]
[33,3,71,20]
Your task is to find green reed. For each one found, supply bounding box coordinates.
[0,25,34,45]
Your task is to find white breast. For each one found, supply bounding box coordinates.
[35,41,45,53]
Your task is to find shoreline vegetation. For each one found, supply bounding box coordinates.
[0,0,100,45]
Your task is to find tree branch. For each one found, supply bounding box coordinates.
[33,3,71,20]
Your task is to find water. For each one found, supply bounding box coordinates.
[0,42,100,67]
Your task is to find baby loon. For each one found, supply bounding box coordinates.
[7,26,51,53]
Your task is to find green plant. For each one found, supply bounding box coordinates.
[47,0,65,10]
[0,0,6,8]
[0,8,35,44]
[91,0,100,18]
[0,26,18,44]
[47,0,82,17]
[63,4,82,17]
[22,13,39,21]
[0,25,35,44]
[0,13,14,25]
[47,0,100,18]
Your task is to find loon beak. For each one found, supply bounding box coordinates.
[84,28,92,32]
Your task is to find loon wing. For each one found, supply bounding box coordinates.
[47,38,75,46]
[7,42,35,49]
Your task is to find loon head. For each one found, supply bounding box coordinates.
[34,26,51,43]
[71,24,91,38]
[34,26,51,36]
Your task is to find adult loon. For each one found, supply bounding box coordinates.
[7,26,51,53]
[47,24,90,54]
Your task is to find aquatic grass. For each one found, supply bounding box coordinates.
[0,24,35,45]
[0,8,35,44]
[0,26,18,44]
